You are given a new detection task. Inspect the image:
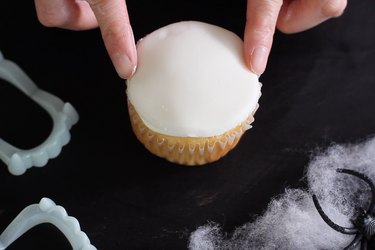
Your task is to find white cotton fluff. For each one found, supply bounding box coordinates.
[189,136,375,250]
[308,137,375,217]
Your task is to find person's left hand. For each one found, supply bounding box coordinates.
[244,0,347,75]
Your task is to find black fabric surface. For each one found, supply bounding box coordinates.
[0,1,375,249]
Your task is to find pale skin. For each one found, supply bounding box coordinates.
[34,0,347,78]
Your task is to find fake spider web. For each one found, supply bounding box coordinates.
[189,136,375,249]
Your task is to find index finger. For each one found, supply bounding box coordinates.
[244,0,282,75]
[87,0,137,79]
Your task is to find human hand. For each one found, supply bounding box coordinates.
[34,0,137,79]
[244,0,347,75]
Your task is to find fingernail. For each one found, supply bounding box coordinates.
[322,0,345,18]
[113,53,136,79]
[283,4,293,22]
[250,46,268,76]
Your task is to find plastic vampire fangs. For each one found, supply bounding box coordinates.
[313,169,375,250]
[0,51,79,175]
[0,198,96,250]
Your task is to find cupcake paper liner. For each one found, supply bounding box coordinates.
[128,101,258,165]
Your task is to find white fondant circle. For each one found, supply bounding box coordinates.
[127,21,261,137]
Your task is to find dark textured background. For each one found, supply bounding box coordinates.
[0,0,374,249]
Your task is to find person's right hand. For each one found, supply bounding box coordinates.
[34,0,137,79]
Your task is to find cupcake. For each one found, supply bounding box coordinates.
[126,21,261,165]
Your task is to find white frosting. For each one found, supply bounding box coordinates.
[127,21,261,137]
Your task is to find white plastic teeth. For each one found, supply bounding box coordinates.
[0,51,79,175]
[0,198,96,250]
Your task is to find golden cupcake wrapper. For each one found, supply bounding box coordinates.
[128,101,258,166]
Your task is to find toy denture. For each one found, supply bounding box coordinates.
[0,51,79,175]
[0,198,96,250]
